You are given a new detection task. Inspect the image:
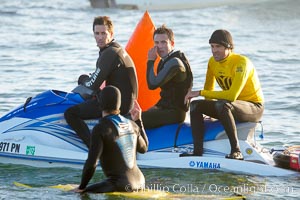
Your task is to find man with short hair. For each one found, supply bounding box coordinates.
[142,24,193,129]
[182,29,264,160]
[64,16,138,148]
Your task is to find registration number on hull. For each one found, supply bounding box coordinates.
[0,142,20,153]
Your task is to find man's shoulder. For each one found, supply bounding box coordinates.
[170,50,189,59]
[102,42,123,53]
[228,53,254,68]
[230,53,249,61]
[95,117,116,128]
[166,50,190,65]
[110,41,122,48]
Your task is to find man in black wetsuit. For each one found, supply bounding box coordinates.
[64,16,138,148]
[142,24,193,129]
[74,85,148,193]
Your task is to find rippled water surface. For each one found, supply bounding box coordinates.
[0,0,300,199]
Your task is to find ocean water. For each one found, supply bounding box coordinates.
[0,0,300,199]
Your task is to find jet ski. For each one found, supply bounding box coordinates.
[0,86,297,176]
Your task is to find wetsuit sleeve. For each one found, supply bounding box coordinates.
[202,58,251,102]
[79,124,104,189]
[135,119,148,153]
[82,47,119,91]
[146,57,186,90]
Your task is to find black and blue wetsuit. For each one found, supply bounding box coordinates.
[79,114,148,193]
[64,40,138,147]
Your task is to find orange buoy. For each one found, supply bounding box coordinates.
[126,11,160,111]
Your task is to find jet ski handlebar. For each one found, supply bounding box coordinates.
[71,85,94,100]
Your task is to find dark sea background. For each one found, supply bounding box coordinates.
[0,0,300,199]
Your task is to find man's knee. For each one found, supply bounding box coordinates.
[190,100,201,113]
[215,100,232,115]
[64,106,80,120]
